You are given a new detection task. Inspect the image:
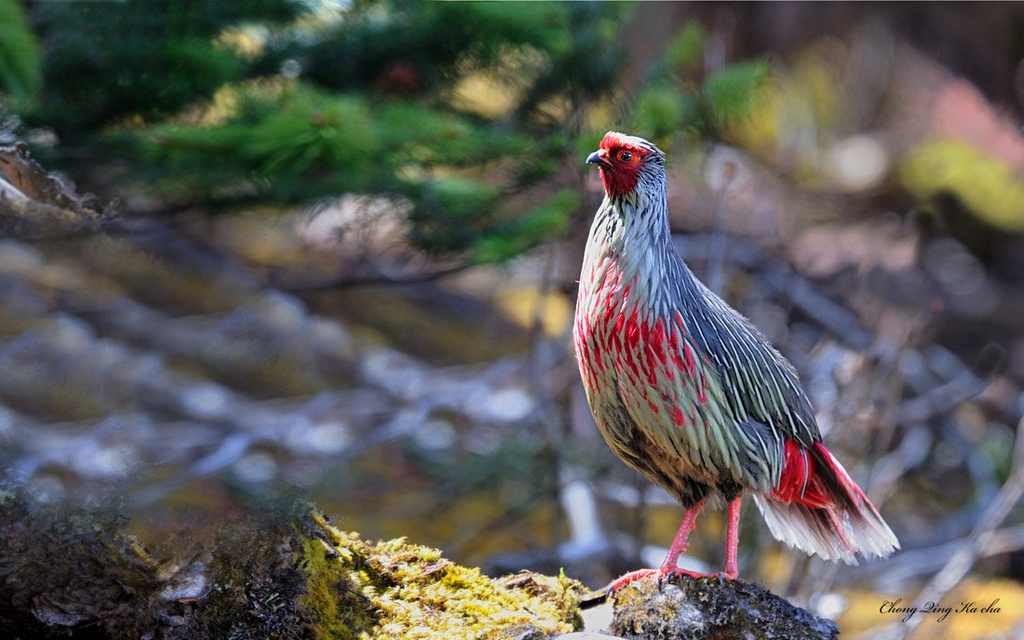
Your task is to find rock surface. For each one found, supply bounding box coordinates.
[594,574,838,640]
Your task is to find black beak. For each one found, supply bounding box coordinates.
[587,150,611,167]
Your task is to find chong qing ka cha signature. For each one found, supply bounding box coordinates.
[880,598,1002,623]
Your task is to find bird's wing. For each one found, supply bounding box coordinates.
[682,280,822,450]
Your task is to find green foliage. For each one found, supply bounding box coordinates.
[268,1,568,95]
[626,20,769,147]
[664,22,706,72]
[20,0,627,265]
[471,188,580,264]
[12,5,771,266]
[0,0,42,109]
[634,83,699,141]
[430,178,503,220]
[137,86,375,199]
[702,60,772,127]
[27,1,299,136]
[374,103,532,168]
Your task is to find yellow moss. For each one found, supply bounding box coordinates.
[298,510,584,639]
[899,139,1024,231]
[300,536,361,640]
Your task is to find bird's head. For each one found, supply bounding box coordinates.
[587,132,665,199]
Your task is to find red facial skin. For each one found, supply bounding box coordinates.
[591,132,654,198]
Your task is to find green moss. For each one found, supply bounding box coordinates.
[300,535,366,639]
[298,510,584,639]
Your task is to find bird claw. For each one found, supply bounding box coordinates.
[660,566,739,583]
[606,568,660,592]
[607,566,737,592]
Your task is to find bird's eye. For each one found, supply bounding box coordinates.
[616,150,633,163]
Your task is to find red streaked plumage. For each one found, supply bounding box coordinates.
[575,132,898,587]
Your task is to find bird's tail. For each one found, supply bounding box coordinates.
[753,441,899,564]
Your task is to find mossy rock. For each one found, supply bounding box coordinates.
[0,494,585,639]
[300,510,584,639]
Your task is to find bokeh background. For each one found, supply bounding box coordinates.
[3,2,1024,638]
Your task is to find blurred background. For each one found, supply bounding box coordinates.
[2,1,1024,638]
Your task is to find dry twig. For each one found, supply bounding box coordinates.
[867,416,1024,640]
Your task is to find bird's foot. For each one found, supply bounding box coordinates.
[606,568,660,592]
[607,564,736,592]
[662,566,731,581]
[686,568,739,583]
[657,565,743,586]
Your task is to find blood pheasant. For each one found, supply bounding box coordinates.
[573,132,898,586]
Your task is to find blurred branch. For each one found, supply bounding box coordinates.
[679,233,1017,424]
[868,416,1024,640]
[274,261,471,291]
[874,523,1024,588]
[895,343,1004,424]
[675,234,874,349]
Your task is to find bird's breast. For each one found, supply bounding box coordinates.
[573,255,707,412]
[574,254,735,495]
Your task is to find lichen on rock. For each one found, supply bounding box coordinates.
[299,509,585,639]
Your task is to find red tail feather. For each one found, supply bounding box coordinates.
[758,440,898,563]
[773,440,869,510]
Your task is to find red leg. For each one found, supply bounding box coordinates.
[606,496,743,591]
[659,498,704,574]
[720,496,741,579]
[608,499,706,591]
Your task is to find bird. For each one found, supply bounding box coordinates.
[573,131,898,588]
